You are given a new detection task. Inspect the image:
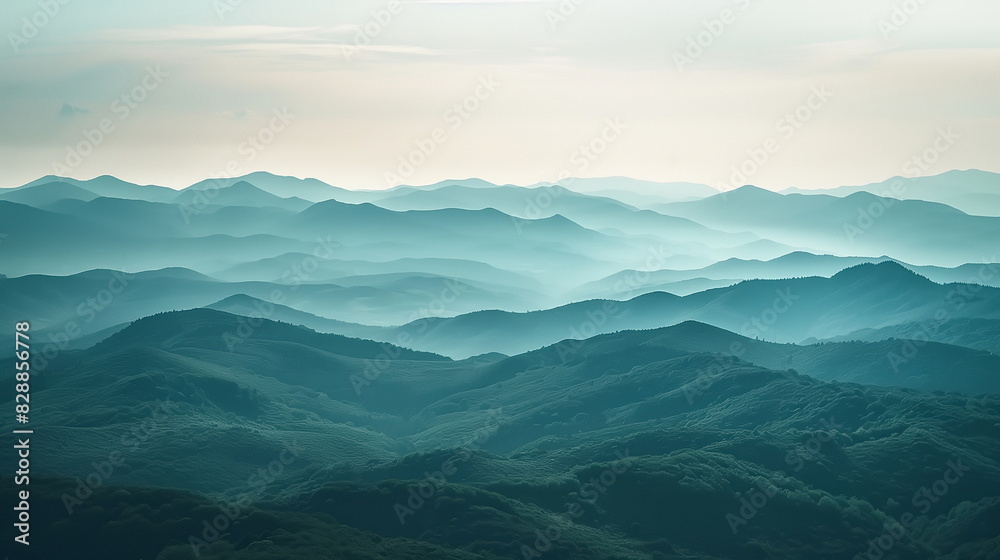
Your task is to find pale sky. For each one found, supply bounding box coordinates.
[1,0,999,190]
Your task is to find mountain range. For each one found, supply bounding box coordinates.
[2,170,999,560]
[5,307,999,559]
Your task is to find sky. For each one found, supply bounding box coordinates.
[1,0,998,191]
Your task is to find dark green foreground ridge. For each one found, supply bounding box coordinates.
[3,309,999,559]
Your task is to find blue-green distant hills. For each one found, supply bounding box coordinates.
[7,307,1000,560]
[3,170,1000,560]
[374,261,1000,358]
[662,185,1000,267]
[6,261,999,360]
[783,169,1000,216]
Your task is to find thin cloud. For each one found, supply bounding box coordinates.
[94,25,326,44]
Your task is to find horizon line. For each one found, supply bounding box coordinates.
[1,167,993,193]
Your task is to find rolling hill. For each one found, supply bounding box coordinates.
[661,186,1000,266]
[783,169,1000,217]
[6,307,999,560]
[379,261,1000,358]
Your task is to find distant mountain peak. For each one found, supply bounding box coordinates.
[716,184,778,200]
[103,308,448,361]
[225,180,270,193]
[404,178,498,190]
[212,293,260,305]
[0,181,98,204]
[632,290,683,304]
[21,174,65,185]
[832,260,929,284]
[776,250,822,259]
[668,319,737,336]
[242,170,285,179]
[732,184,769,192]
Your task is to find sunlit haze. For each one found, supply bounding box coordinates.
[2,0,999,190]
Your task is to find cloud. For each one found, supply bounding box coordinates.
[89,25,443,61]
[94,25,323,44]
[58,102,90,117]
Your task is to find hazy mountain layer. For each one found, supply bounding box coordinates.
[783,169,1000,217]
[376,262,1000,358]
[8,308,999,560]
[4,171,1000,559]
[579,252,1000,298]
[662,185,1000,267]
